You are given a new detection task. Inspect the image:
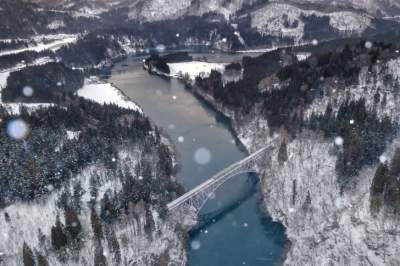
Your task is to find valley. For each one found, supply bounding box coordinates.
[1,1,400,265]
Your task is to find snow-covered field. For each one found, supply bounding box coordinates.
[77,78,143,113]
[168,61,226,79]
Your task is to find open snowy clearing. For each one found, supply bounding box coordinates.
[77,78,143,113]
[0,71,9,89]
[168,61,226,79]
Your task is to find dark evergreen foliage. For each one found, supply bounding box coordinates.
[370,156,400,215]
[0,96,181,209]
[195,38,400,200]
[91,207,103,240]
[2,62,84,103]
[51,217,68,251]
[309,99,395,187]
[145,55,171,74]
[57,34,124,67]
[278,141,288,165]
[22,242,35,266]
[64,208,82,241]
[36,253,49,266]
[93,241,107,266]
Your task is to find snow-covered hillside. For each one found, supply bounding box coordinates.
[305,56,400,121]
[249,129,400,266]
[272,0,400,17]
[189,43,400,265]
[0,157,186,266]
[250,3,372,43]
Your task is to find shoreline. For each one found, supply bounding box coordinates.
[142,57,290,264]
[185,81,291,265]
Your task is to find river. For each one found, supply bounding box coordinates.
[107,51,288,266]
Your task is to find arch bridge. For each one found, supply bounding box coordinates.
[167,146,273,216]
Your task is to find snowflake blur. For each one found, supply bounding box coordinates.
[6,119,30,140]
[22,86,34,97]
[190,240,201,250]
[194,147,211,165]
[334,136,344,146]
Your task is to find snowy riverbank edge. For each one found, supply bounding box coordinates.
[77,77,143,114]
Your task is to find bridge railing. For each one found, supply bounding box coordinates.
[167,145,274,211]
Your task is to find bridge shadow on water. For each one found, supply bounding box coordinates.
[189,174,287,248]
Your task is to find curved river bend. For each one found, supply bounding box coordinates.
[107,52,288,266]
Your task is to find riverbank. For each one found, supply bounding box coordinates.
[186,81,292,263]
[139,51,291,264]
[109,55,288,266]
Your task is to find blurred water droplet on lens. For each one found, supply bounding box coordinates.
[379,155,387,164]
[194,147,211,165]
[334,136,344,146]
[22,86,34,97]
[208,192,216,199]
[156,44,166,52]
[6,119,29,140]
[191,240,201,250]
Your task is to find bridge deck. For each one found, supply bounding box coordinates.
[167,146,271,211]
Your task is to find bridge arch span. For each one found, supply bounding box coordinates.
[167,146,273,216]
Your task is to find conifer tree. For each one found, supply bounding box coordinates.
[51,216,68,250]
[91,207,103,240]
[65,208,82,241]
[22,242,35,266]
[36,253,49,266]
[278,141,288,165]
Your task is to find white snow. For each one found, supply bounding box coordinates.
[203,51,400,265]
[168,61,226,79]
[0,35,77,57]
[230,114,400,266]
[296,52,311,61]
[0,71,9,89]
[305,57,400,121]
[251,3,372,43]
[47,20,65,30]
[77,78,143,113]
[0,103,54,115]
[66,130,80,140]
